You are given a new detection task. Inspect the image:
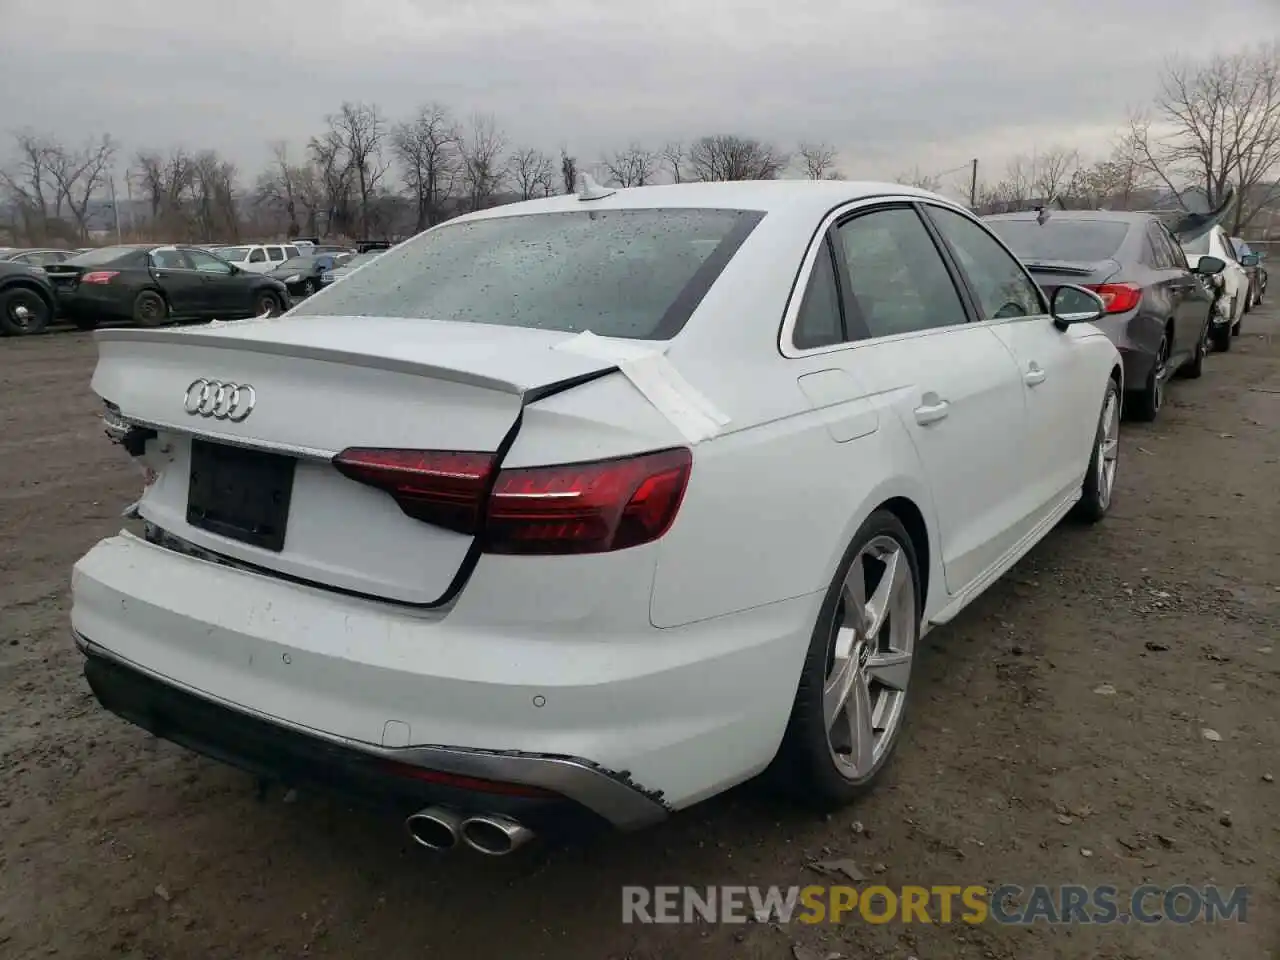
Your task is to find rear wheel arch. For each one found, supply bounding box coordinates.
[2,278,55,310]
[878,495,930,615]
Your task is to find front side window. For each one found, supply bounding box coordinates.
[835,206,968,338]
[150,248,189,270]
[186,248,233,274]
[928,207,1044,320]
[292,208,764,340]
[266,246,285,262]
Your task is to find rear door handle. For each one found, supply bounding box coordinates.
[1024,363,1047,387]
[914,395,950,425]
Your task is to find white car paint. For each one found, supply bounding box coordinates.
[213,243,301,274]
[71,181,1122,832]
[1181,225,1249,325]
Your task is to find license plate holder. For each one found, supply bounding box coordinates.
[187,440,296,552]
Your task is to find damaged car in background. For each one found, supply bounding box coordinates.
[72,178,1123,856]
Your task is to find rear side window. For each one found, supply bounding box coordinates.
[292,208,764,339]
[283,245,299,259]
[266,246,285,262]
[249,248,267,263]
[1146,224,1174,269]
[793,242,844,349]
[835,207,968,338]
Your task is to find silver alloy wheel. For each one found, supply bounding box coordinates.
[1097,390,1120,510]
[824,535,916,781]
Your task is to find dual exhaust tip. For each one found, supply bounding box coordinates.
[405,807,534,856]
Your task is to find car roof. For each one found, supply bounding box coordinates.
[984,209,1151,225]
[457,180,954,224]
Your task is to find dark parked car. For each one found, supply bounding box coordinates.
[43,244,290,330]
[268,252,352,298]
[0,247,75,266]
[318,250,384,288]
[985,210,1223,422]
[1230,237,1266,311]
[0,259,59,335]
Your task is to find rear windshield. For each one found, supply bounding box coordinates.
[985,218,1130,261]
[291,208,763,339]
[1180,231,1211,255]
[66,246,145,266]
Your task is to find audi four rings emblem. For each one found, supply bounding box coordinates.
[183,379,257,422]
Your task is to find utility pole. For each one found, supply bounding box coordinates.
[969,158,979,209]
[108,173,122,243]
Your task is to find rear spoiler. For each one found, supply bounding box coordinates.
[1167,184,1235,242]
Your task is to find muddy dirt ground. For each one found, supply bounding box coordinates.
[1,308,1278,960]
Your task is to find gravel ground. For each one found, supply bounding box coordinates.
[1,308,1278,960]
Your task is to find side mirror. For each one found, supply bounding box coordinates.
[1240,253,1259,267]
[1050,284,1105,330]
[1195,255,1226,275]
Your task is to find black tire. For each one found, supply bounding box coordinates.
[1178,318,1208,379]
[132,290,168,327]
[254,292,283,317]
[1210,321,1232,352]
[1243,283,1252,314]
[771,509,922,808]
[1126,334,1168,423]
[1072,378,1121,524]
[1230,294,1242,335]
[0,285,52,336]
[301,279,316,296]
[71,315,99,332]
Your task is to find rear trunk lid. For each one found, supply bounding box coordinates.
[43,262,86,293]
[93,317,622,605]
[1022,258,1122,297]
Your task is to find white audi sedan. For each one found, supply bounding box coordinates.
[72,180,1121,856]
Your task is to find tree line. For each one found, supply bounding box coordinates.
[2,42,1277,247]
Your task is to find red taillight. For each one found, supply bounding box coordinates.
[1086,282,1142,314]
[81,271,119,284]
[331,449,494,534]
[486,448,692,554]
[331,446,692,555]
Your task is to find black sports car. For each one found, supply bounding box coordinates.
[0,260,59,335]
[43,244,290,330]
[267,252,353,298]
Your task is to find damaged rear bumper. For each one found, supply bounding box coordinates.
[76,633,668,837]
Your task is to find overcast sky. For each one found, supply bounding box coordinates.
[2,0,1277,198]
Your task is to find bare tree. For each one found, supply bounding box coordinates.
[190,149,239,241]
[507,147,555,200]
[688,135,788,181]
[393,103,461,231]
[1030,147,1080,202]
[134,148,195,237]
[0,131,58,242]
[601,143,659,187]
[327,101,389,235]
[308,128,356,236]
[798,141,840,180]
[1137,44,1280,231]
[39,134,118,240]
[1066,133,1154,210]
[895,166,942,192]
[461,114,506,211]
[661,142,687,184]
[560,148,578,194]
